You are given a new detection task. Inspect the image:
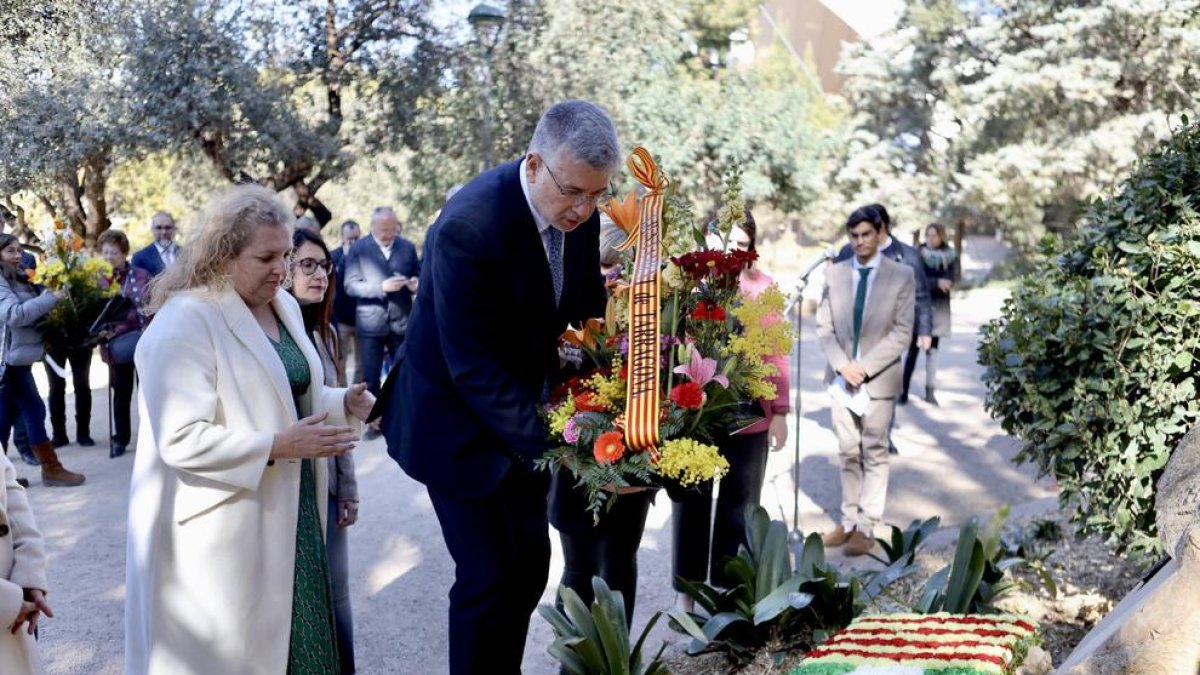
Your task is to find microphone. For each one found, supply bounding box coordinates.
[784,246,837,315]
[796,245,837,282]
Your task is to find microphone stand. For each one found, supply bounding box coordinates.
[784,258,826,565]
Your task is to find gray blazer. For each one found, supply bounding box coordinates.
[816,256,915,399]
[0,276,58,366]
[314,330,358,503]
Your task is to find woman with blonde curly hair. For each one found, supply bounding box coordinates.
[124,184,375,675]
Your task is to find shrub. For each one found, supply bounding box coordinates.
[979,116,1200,555]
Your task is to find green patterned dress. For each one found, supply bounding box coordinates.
[268,317,340,675]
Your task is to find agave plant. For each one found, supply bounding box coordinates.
[670,506,913,666]
[539,576,696,675]
[916,506,1057,614]
[871,516,941,566]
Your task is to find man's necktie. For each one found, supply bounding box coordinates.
[543,226,563,305]
[852,267,871,358]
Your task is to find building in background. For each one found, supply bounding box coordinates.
[754,0,901,94]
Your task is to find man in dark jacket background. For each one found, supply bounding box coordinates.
[331,219,362,384]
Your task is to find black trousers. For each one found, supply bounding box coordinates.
[110,362,136,445]
[46,346,93,439]
[556,489,656,624]
[672,430,770,590]
[428,465,551,675]
[901,335,941,397]
[359,332,403,397]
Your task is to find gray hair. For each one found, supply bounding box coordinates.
[528,100,620,172]
[295,216,321,233]
[371,206,397,224]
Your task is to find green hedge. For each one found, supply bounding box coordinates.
[979,117,1200,555]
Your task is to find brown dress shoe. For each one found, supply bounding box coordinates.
[821,525,851,547]
[845,529,875,556]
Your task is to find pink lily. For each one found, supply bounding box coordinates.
[673,346,729,388]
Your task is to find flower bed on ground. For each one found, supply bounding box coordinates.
[661,507,1144,674]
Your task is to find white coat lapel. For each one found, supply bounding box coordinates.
[215,288,296,419]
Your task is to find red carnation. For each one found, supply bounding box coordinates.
[690,303,711,321]
[670,382,705,409]
[708,304,727,321]
[593,431,626,464]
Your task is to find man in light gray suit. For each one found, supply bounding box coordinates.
[816,205,915,556]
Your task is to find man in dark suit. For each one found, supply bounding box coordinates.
[330,219,362,383]
[382,100,617,675]
[344,207,419,396]
[130,211,180,277]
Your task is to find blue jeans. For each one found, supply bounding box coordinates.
[326,497,355,673]
[0,366,51,447]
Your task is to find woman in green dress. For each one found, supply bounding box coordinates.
[125,184,375,675]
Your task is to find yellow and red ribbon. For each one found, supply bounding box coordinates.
[622,147,668,451]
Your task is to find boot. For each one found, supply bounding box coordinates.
[31,441,86,487]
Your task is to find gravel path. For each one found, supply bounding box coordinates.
[21,286,1054,674]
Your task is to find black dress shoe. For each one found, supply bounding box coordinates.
[897,392,909,405]
[110,444,127,459]
[924,388,939,406]
[77,435,96,447]
[51,434,69,448]
[16,477,29,488]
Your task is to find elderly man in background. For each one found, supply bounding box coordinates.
[344,207,419,398]
[131,211,181,277]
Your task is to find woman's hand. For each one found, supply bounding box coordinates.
[343,383,376,422]
[769,414,789,452]
[337,500,359,527]
[9,589,52,635]
[271,412,357,460]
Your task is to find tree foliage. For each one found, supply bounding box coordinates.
[979,117,1200,555]
[831,0,1200,244]
[401,0,831,228]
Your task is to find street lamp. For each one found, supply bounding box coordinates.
[468,3,506,170]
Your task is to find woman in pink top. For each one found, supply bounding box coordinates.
[671,210,791,604]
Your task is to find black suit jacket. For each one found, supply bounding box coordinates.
[330,247,356,327]
[383,160,606,499]
[131,243,168,277]
[836,237,933,337]
[344,234,420,337]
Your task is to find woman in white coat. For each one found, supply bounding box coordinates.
[124,185,375,675]
[0,452,53,675]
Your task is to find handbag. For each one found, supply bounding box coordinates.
[108,330,141,365]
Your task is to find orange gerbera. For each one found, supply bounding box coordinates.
[70,236,83,252]
[593,431,626,465]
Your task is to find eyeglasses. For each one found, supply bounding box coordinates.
[543,161,613,208]
[293,257,332,275]
[153,225,175,231]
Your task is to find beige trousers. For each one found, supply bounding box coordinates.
[831,396,896,536]
[337,322,363,385]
